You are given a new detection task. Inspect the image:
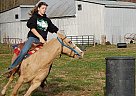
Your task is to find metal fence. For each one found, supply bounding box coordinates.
[3,38,22,44]
[3,35,95,46]
[67,35,95,46]
[2,38,22,53]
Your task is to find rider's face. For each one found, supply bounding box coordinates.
[38,5,47,16]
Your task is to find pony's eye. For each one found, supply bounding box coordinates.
[68,41,72,44]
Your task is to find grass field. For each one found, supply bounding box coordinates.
[0,43,136,96]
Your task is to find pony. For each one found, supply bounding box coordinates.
[1,32,84,96]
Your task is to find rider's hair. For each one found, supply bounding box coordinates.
[29,2,48,16]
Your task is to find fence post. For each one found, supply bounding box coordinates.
[93,35,95,47]
[0,31,1,43]
[82,36,83,46]
[105,57,135,96]
[76,36,78,45]
[70,36,72,42]
[88,36,89,46]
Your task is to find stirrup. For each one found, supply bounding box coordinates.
[3,67,18,78]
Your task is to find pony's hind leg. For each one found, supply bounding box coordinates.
[11,76,24,96]
[24,80,41,96]
[24,68,50,96]
[40,64,53,89]
[1,74,14,95]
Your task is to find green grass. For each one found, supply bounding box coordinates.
[0,43,136,96]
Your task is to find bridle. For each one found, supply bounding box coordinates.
[57,37,81,57]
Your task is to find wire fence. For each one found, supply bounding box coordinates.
[67,35,95,50]
[3,38,22,44]
[2,35,94,51]
[2,38,22,53]
[67,35,95,46]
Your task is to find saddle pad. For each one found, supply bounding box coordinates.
[13,45,43,57]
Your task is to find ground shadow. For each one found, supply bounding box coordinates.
[32,83,84,96]
[32,77,84,96]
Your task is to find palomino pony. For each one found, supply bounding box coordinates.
[1,32,84,96]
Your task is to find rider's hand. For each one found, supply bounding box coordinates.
[39,37,46,43]
[52,33,58,38]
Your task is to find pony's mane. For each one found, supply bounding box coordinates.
[42,38,58,50]
[45,38,56,46]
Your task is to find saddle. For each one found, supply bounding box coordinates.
[3,43,44,78]
[13,42,44,56]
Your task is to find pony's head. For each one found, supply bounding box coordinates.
[57,32,84,58]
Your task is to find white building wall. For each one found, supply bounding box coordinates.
[76,1,105,43]
[0,6,34,43]
[105,7,136,44]
[51,1,105,44]
[0,22,20,42]
[0,21,29,43]
[20,21,30,41]
[0,7,21,23]
[51,17,78,36]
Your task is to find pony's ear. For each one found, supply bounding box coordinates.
[59,30,66,36]
[57,32,66,39]
[58,30,66,36]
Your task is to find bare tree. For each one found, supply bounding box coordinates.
[0,0,39,13]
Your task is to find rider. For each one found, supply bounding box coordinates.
[7,2,58,72]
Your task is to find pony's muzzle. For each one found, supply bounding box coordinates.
[79,51,84,59]
[75,51,84,59]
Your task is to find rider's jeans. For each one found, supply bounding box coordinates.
[9,37,40,69]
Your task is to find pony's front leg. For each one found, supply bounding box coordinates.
[1,53,18,96]
[11,76,23,96]
[1,75,14,96]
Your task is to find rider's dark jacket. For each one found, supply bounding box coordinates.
[27,12,59,41]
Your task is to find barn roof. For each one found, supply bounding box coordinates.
[38,0,136,18]
[38,0,76,18]
[77,0,136,8]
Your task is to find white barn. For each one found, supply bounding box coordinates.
[0,0,136,44]
[0,5,34,43]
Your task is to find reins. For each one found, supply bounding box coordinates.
[57,37,81,57]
